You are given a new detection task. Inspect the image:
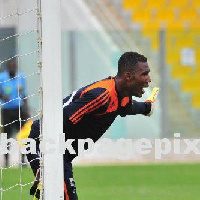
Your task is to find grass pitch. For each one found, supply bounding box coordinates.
[1,163,200,200]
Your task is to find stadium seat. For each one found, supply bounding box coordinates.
[196,67,200,77]
[122,0,200,111]
[176,37,195,47]
[168,0,189,8]
[132,9,155,22]
[196,49,200,62]
[142,29,159,50]
[166,48,181,63]
[156,8,176,22]
[170,66,192,79]
[192,92,200,108]
[166,21,185,30]
[191,0,200,7]
[166,32,196,49]
[182,76,200,92]
[189,21,200,29]
[179,8,198,21]
[123,0,143,9]
[145,0,167,9]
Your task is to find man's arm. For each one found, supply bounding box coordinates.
[125,100,152,116]
[121,87,159,117]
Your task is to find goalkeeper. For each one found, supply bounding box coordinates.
[26,52,159,200]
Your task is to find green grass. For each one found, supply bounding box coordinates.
[1,163,200,200]
[0,166,34,200]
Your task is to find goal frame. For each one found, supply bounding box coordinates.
[41,0,64,199]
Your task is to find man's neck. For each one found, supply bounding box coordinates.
[114,76,129,98]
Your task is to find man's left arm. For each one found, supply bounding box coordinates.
[122,87,159,117]
[123,101,151,116]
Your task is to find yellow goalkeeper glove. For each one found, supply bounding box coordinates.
[145,87,159,116]
[33,183,41,200]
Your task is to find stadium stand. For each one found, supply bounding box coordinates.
[122,0,200,110]
[84,0,200,136]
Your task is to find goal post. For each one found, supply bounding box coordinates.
[0,0,64,199]
[41,0,64,199]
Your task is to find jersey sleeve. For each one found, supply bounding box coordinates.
[119,100,151,117]
[63,88,110,124]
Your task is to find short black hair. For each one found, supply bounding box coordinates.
[117,52,147,76]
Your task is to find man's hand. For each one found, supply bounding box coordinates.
[145,87,159,116]
[1,95,9,101]
[32,183,41,200]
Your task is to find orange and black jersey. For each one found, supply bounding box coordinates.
[63,76,151,142]
[28,77,151,164]
[27,77,151,198]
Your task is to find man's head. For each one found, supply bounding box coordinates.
[7,60,17,77]
[116,52,151,97]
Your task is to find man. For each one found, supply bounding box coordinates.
[27,52,159,200]
[0,60,29,166]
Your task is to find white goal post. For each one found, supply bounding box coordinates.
[0,0,64,199]
[41,0,64,199]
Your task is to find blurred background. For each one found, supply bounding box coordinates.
[0,0,200,199]
[0,0,200,168]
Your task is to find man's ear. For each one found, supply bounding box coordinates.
[125,72,134,81]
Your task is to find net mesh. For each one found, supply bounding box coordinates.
[0,0,42,199]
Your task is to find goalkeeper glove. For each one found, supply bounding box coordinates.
[30,169,41,200]
[145,87,159,117]
[33,183,41,200]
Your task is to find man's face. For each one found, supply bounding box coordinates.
[126,62,151,97]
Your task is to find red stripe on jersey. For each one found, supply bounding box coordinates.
[73,93,110,124]
[69,91,109,123]
[64,182,69,200]
[70,92,110,124]
[80,77,119,114]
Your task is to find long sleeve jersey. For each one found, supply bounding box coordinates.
[63,76,151,142]
[28,76,151,166]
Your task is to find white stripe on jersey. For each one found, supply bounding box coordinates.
[63,90,77,108]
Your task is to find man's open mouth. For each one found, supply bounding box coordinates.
[141,84,149,94]
[142,88,145,94]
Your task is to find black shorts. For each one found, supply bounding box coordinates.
[64,161,78,200]
[28,120,78,200]
[2,107,26,137]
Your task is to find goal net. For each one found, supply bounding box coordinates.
[0,0,63,199]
